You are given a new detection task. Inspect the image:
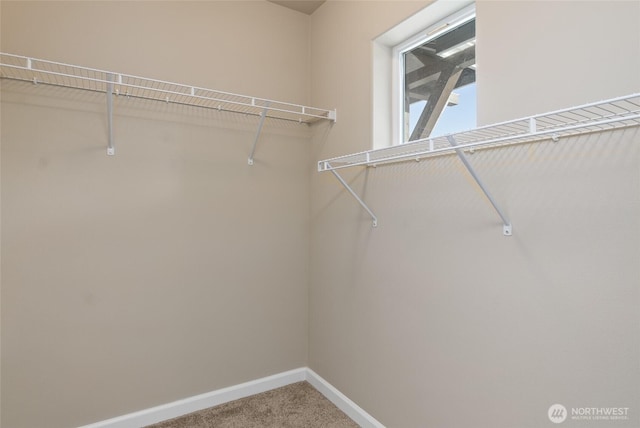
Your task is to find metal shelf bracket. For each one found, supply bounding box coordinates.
[447,135,512,236]
[106,73,115,156]
[324,162,378,227]
[248,101,271,166]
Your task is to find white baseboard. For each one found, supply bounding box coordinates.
[78,368,307,428]
[305,368,385,428]
[78,367,384,428]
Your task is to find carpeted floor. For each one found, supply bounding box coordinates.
[145,381,360,428]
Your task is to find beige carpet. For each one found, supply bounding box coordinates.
[145,381,360,428]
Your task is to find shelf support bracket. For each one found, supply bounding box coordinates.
[447,135,512,236]
[248,101,271,166]
[106,73,115,156]
[329,167,378,227]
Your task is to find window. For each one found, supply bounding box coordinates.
[394,5,476,143]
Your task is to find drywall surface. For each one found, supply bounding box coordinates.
[0,1,311,105]
[1,2,311,427]
[309,1,639,427]
[476,1,640,125]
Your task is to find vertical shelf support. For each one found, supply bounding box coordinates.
[106,73,115,156]
[328,166,378,227]
[447,135,512,236]
[248,101,271,166]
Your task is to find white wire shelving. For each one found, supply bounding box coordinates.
[0,52,337,162]
[318,93,640,234]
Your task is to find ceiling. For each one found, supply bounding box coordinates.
[267,1,326,15]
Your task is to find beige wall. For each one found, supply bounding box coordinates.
[1,2,311,427]
[477,1,640,125]
[3,1,640,428]
[310,1,639,427]
[0,1,311,104]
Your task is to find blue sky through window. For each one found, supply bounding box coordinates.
[409,82,477,139]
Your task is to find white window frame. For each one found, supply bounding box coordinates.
[391,4,476,145]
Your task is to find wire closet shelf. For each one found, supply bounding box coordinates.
[318,93,640,172]
[0,52,337,124]
[318,92,640,233]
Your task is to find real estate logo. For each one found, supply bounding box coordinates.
[548,404,568,424]
[547,404,631,423]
